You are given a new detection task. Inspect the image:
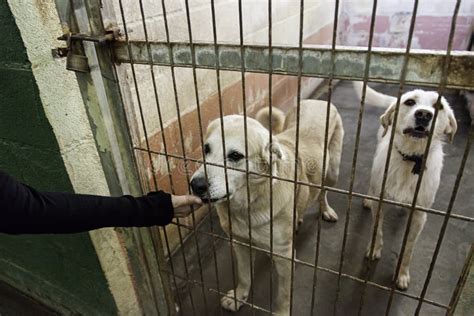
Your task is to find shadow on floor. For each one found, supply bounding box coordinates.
[169,80,473,316]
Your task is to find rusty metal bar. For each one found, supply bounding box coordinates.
[414,123,473,314]
[158,0,199,313]
[181,1,224,314]
[448,244,474,315]
[113,41,474,90]
[209,0,239,310]
[237,0,256,313]
[135,147,474,223]
[267,0,275,313]
[332,0,377,314]
[109,0,174,313]
[289,0,305,314]
[311,0,340,314]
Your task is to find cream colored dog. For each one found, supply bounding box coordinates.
[190,100,344,314]
[354,82,457,290]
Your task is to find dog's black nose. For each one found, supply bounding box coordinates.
[415,109,433,126]
[190,177,208,196]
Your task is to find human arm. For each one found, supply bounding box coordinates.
[0,170,201,234]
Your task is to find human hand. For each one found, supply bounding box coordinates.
[171,195,203,218]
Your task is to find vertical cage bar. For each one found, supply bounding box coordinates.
[448,244,474,315]
[209,0,239,310]
[310,0,340,314]
[71,0,174,313]
[385,1,462,314]
[182,1,225,314]
[267,0,275,313]
[356,0,419,313]
[331,0,376,312]
[115,0,179,313]
[159,0,203,313]
[289,0,305,314]
[414,126,473,314]
[237,0,256,313]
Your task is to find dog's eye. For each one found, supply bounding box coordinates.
[227,151,244,162]
[204,144,211,155]
[404,99,416,106]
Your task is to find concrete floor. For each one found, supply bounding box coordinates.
[170,81,473,315]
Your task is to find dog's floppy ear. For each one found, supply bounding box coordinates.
[261,140,285,179]
[205,118,220,138]
[380,103,396,137]
[444,106,457,143]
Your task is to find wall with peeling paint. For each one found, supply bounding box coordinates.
[0,1,117,314]
[106,0,336,148]
[339,0,473,50]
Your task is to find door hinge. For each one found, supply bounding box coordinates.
[52,29,119,73]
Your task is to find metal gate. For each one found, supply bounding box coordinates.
[56,0,473,315]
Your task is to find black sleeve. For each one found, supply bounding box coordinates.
[0,171,174,234]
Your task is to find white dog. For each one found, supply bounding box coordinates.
[354,82,457,290]
[190,100,344,314]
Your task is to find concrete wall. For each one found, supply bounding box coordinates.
[102,0,337,252]
[0,1,117,314]
[6,0,149,313]
[339,0,473,50]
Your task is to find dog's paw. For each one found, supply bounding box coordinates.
[295,218,304,233]
[363,198,371,210]
[396,271,410,291]
[365,244,382,260]
[322,206,338,222]
[221,289,247,312]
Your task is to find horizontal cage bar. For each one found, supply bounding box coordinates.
[133,147,474,223]
[113,41,474,89]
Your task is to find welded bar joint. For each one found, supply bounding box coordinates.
[114,41,474,89]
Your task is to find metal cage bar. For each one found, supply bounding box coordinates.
[181,1,224,314]
[134,148,474,223]
[288,0,306,313]
[267,0,275,313]
[208,0,240,311]
[236,1,256,312]
[311,1,340,314]
[113,41,474,90]
[333,0,383,313]
[115,1,189,313]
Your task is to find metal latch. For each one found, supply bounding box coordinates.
[53,30,118,73]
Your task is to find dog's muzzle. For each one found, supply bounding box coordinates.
[190,177,226,203]
[403,126,429,138]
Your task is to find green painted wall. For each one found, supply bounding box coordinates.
[0,2,117,314]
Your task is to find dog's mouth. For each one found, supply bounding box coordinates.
[200,196,228,204]
[403,126,429,138]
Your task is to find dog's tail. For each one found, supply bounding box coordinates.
[255,106,285,134]
[353,81,396,108]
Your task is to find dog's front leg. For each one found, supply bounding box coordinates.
[396,210,426,290]
[273,254,292,315]
[221,243,252,312]
[366,201,384,260]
